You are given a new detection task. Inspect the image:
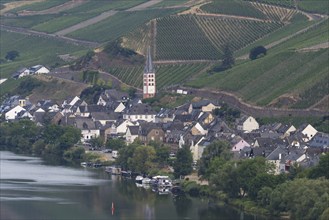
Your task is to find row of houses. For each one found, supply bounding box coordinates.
[1,89,328,174]
[12,65,50,79]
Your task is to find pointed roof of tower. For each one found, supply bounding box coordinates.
[144,46,154,74]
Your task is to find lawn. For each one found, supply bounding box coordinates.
[67,9,178,43]
[0,30,86,78]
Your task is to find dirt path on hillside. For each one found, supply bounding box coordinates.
[54,0,163,36]
[126,0,163,11]
[296,42,329,52]
[1,24,99,48]
[55,10,117,36]
[0,0,44,15]
[17,0,86,16]
[180,87,328,117]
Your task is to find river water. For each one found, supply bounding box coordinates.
[0,151,261,220]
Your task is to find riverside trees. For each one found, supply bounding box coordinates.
[0,120,83,165]
[199,145,329,219]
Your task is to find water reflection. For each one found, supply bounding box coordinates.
[0,151,266,220]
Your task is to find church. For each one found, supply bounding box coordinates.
[143,47,156,99]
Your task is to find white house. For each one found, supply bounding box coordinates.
[300,124,318,142]
[237,116,259,133]
[126,126,140,144]
[5,105,26,120]
[30,65,50,74]
[116,119,138,134]
[123,103,156,123]
[190,137,211,162]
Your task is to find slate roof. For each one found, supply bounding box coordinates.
[126,103,156,115]
[91,112,119,121]
[74,118,96,130]
[127,126,139,136]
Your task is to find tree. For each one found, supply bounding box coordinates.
[249,46,267,60]
[173,145,193,178]
[5,50,19,61]
[106,138,125,150]
[198,140,231,178]
[128,145,156,174]
[309,153,329,179]
[89,136,104,149]
[221,43,235,68]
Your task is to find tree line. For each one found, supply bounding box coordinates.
[0,120,84,165]
[196,140,329,219]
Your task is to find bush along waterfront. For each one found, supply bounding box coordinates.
[180,140,329,219]
[0,120,85,165]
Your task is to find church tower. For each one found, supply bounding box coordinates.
[143,47,156,99]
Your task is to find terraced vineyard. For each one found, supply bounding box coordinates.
[155,15,283,60]
[247,0,295,8]
[195,16,283,51]
[200,0,267,19]
[156,15,220,60]
[250,2,298,22]
[108,63,209,89]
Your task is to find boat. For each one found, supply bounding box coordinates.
[105,166,121,175]
[142,177,152,184]
[135,175,144,184]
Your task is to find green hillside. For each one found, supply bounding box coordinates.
[107,63,209,90]
[187,19,329,109]
[0,0,328,110]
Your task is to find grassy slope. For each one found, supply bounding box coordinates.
[0,30,86,78]
[67,9,178,43]
[201,0,267,19]
[186,18,329,108]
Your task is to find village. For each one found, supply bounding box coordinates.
[1,48,329,177]
[1,82,328,176]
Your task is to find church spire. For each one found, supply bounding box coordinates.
[144,46,154,74]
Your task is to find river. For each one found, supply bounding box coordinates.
[0,151,262,220]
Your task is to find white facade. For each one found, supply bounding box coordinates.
[123,114,156,123]
[81,129,100,143]
[114,102,126,113]
[5,105,25,120]
[34,66,50,74]
[301,124,318,142]
[238,116,259,132]
[116,120,137,134]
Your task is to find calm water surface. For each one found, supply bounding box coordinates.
[0,151,262,220]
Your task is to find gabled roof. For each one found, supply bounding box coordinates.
[91,112,119,121]
[104,89,129,102]
[139,122,164,136]
[127,126,139,135]
[74,118,96,130]
[190,100,214,109]
[126,103,156,115]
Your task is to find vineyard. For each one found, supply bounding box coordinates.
[250,2,298,22]
[107,63,209,90]
[195,16,283,51]
[200,0,267,19]
[154,15,283,60]
[247,0,295,8]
